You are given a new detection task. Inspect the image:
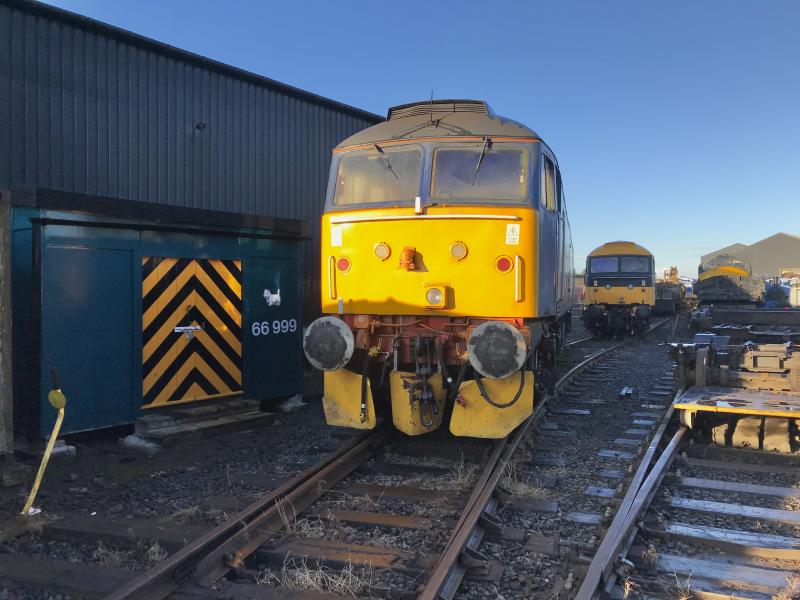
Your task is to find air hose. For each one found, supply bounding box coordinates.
[359,358,369,423]
[475,370,526,409]
[473,343,536,409]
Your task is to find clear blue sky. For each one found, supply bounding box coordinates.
[46,0,800,277]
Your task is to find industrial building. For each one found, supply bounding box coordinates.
[0,0,381,321]
[0,0,381,441]
[701,232,800,279]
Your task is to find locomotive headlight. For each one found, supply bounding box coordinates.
[605,284,611,289]
[426,287,444,306]
[450,241,468,260]
[374,242,391,260]
[627,284,634,289]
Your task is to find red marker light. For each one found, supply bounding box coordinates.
[336,257,351,272]
[495,256,513,272]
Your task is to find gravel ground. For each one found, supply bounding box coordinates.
[456,316,684,600]
[0,315,696,600]
[0,392,345,599]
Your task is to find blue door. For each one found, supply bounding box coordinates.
[243,256,303,400]
[40,246,136,434]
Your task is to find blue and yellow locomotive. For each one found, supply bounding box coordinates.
[583,241,656,336]
[302,100,574,438]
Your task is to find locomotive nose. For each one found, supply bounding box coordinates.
[467,321,527,379]
[303,316,354,371]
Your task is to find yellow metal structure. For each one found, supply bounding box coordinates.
[450,371,534,438]
[322,369,376,429]
[322,206,538,318]
[674,387,800,427]
[389,371,446,435]
[698,265,750,281]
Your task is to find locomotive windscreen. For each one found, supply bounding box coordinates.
[334,145,421,206]
[431,144,528,202]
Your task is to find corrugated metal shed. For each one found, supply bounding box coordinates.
[0,0,382,319]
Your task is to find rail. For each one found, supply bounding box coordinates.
[106,427,389,600]
[422,316,672,600]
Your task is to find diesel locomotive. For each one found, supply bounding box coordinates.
[302,100,575,438]
[583,241,656,335]
[695,254,765,305]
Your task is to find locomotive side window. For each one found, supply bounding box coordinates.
[431,144,527,202]
[556,168,563,212]
[589,257,618,273]
[620,256,651,273]
[333,146,421,206]
[543,155,556,211]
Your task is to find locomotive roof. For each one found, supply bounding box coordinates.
[589,241,654,257]
[335,100,542,149]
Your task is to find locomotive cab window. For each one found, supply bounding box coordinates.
[430,143,527,202]
[620,256,651,273]
[333,145,422,206]
[589,257,618,273]
[542,155,556,211]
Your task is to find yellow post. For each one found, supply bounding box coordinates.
[21,369,67,516]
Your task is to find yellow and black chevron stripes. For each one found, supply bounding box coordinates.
[141,257,243,408]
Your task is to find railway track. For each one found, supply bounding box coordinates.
[576,426,800,600]
[0,318,673,599]
[100,319,670,599]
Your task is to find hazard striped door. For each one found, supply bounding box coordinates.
[141,257,243,408]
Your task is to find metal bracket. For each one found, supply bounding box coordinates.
[174,325,203,339]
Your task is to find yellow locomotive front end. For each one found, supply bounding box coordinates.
[303,100,574,438]
[583,241,656,336]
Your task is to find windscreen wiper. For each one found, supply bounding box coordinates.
[374,144,400,180]
[471,137,492,185]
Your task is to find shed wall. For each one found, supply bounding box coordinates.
[0,0,381,319]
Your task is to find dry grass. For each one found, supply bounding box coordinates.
[170,505,202,523]
[641,545,658,575]
[274,497,325,538]
[365,526,393,548]
[256,556,372,597]
[500,460,549,500]
[275,496,298,531]
[445,454,476,487]
[776,575,800,600]
[144,541,168,565]
[671,572,693,600]
[92,541,129,568]
[622,577,637,599]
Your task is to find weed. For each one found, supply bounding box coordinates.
[170,505,202,523]
[256,555,372,597]
[500,460,549,500]
[92,541,129,568]
[640,545,658,576]
[275,496,298,532]
[672,572,693,600]
[446,454,476,487]
[144,541,168,565]
[776,575,800,600]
